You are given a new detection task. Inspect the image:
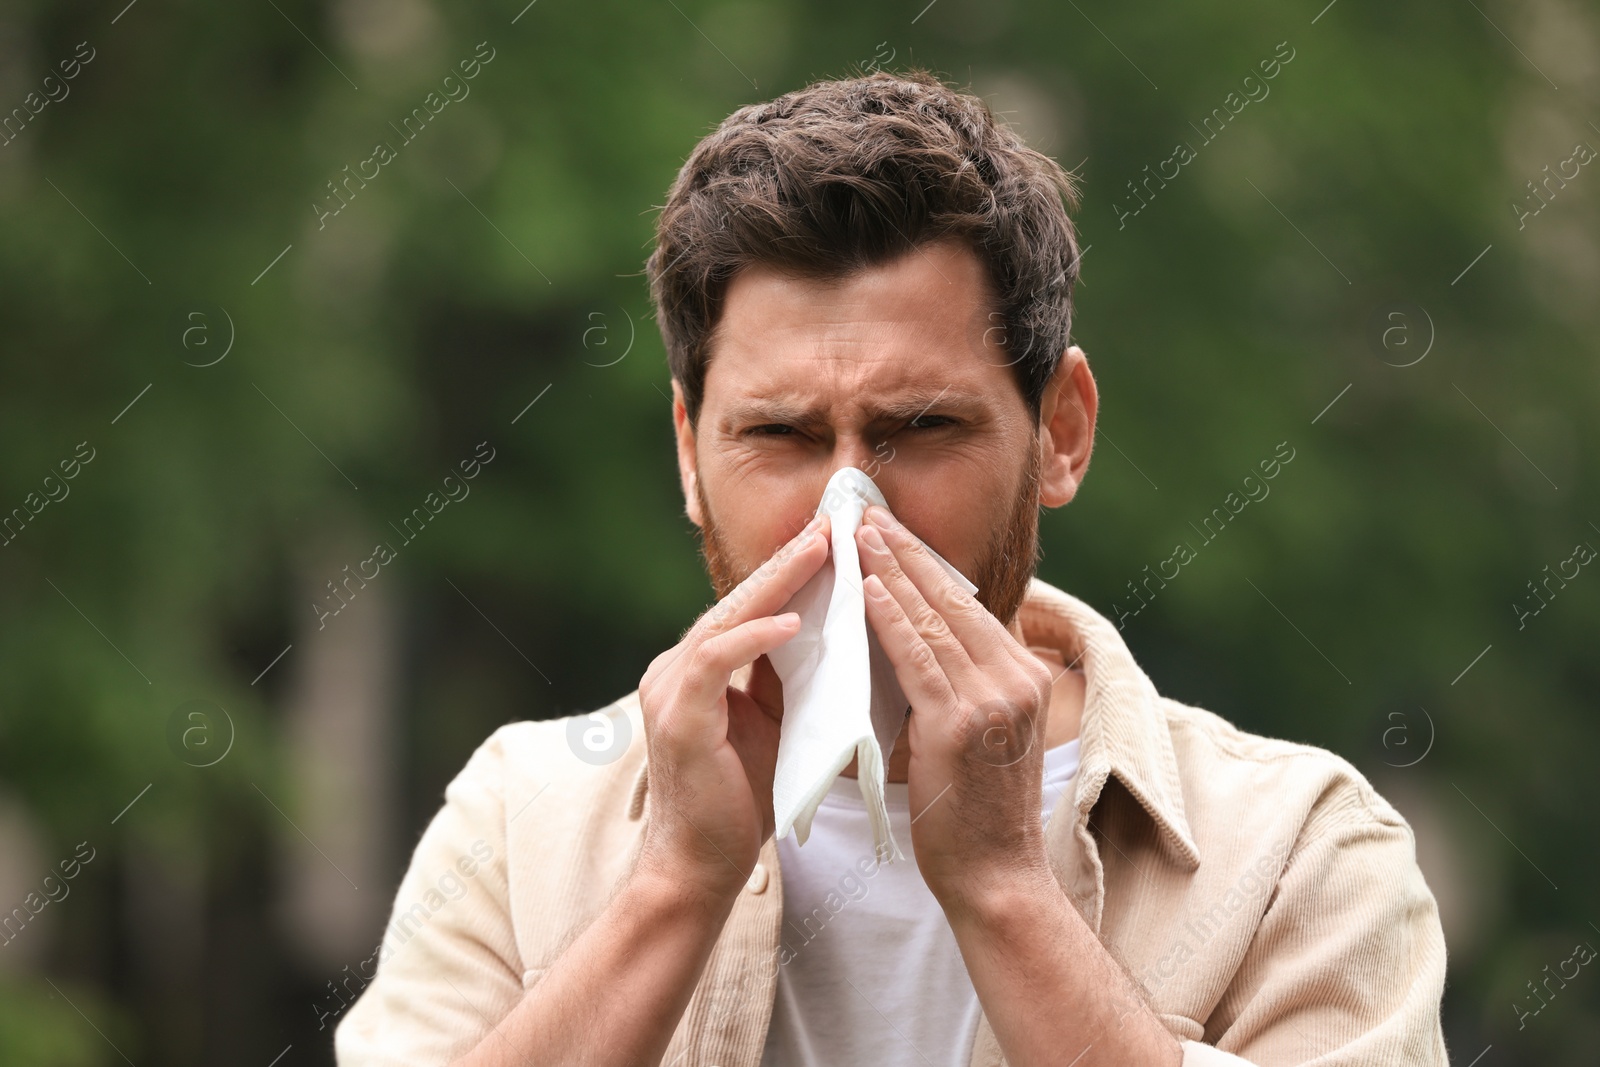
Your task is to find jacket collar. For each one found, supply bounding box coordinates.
[625,575,1200,871]
[1018,576,1200,871]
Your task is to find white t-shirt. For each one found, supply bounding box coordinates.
[760,737,1082,1067]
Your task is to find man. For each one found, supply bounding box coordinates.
[336,69,1449,1066]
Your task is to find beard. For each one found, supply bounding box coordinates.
[694,438,1043,628]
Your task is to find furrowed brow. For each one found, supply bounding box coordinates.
[721,386,975,428]
[720,400,826,428]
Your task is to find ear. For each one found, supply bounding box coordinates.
[671,378,704,528]
[1036,345,1096,509]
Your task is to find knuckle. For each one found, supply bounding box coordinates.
[952,702,994,748]
[907,601,948,641]
[640,657,672,702]
[1014,671,1049,713]
[641,660,678,706]
[652,643,687,680]
[1011,670,1042,702]
[982,692,1025,724]
[686,636,719,675]
[681,643,713,675]
[1029,660,1055,693]
[700,604,732,637]
[905,639,940,676]
[947,593,989,627]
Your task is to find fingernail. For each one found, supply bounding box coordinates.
[802,514,824,536]
[859,524,887,552]
[865,505,898,529]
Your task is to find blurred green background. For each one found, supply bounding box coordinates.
[1,0,1596,1062]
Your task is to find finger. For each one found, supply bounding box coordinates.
[855,519,983,692]
[858,506,1018,674]
[674,612,803,726]
[861,570,959,714]
[689,512,830,645]
[647,515,829,691]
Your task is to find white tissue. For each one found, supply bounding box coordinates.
[765,467,979,862]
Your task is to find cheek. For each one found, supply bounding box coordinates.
[701,462,819,564]
[881,449,1015,571]
[715,438,798,485]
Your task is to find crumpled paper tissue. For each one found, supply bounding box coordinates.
[765,467,979,862]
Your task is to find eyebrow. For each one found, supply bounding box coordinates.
[719,385,978,429]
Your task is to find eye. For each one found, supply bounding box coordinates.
[747,424,798,436]
[906,415,955,431]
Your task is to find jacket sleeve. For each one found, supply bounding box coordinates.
[335,726,523,1067]
[1186,781,1450,1066]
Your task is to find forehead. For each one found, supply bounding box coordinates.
[702,239,1016,416]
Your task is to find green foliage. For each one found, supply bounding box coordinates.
[1,0,1596,1061]
[0,978,120,1067]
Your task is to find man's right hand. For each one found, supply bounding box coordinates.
[445,515,833,1067]
[635,512,832,904]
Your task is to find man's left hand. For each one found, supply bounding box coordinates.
[854,503,1057,918]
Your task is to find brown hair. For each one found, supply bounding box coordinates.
[646,67,1084,428]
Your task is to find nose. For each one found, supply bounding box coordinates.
[797,434,901,530]
[816,461,896,529]
[829,434,883,479]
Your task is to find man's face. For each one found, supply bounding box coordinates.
[679,238,1046,627]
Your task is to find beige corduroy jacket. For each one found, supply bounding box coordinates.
[335,576,1450,1066]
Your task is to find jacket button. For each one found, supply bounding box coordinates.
[745,863,769,893]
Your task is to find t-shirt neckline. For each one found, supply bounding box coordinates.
[822,737,1082,810]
